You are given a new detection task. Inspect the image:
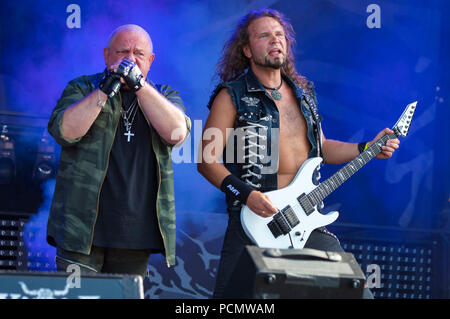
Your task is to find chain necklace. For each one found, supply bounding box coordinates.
[262,79,283,100]
[120,97,138,142]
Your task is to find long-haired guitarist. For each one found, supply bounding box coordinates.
[197,8,399,298]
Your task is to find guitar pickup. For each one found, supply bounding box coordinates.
[297,193,315,216]
[267,220,283,238]
[267,206,299,238]
[281,206,300,228]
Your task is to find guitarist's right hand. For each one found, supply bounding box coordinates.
[246,191,278,218]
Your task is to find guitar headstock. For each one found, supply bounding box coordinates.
[393,101,417,137]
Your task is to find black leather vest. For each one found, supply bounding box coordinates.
[207,69,323,212]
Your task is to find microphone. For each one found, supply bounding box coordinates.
[99,71,123,98]
[107,79,122,98]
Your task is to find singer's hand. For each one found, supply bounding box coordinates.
[115,59,146,92]
[99,70,123,98]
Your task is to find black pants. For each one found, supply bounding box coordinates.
[213,212,374,299]
[55,246,153,278]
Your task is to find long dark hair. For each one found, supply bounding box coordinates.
[215,8,311,90]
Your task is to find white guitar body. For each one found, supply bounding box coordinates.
[241,157,339,249]
[241,101,417,250]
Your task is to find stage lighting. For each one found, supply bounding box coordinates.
[32,134,57,182]
[0,216,27,271]
[0,125,16,185]
[341,240,434,299]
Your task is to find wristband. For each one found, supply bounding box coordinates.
[358,142,368,154]
[220,174,254,205]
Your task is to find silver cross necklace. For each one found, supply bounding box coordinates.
[121,97,138,142]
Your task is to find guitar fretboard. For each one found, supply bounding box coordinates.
[306,132,398,207]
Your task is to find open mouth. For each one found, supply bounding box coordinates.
[268,48,283,57]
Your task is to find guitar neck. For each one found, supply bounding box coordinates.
[307,132,398,206]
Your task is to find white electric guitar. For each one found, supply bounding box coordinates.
[241,101,417,249]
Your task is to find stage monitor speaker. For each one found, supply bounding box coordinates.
[0,270,144,299]
[224,246,366,299]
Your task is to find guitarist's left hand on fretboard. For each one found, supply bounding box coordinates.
[369,128,400,159]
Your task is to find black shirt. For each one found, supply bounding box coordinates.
[93,90,164,251]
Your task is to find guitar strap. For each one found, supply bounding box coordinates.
[302,89,325,204]
[302,90,323,158]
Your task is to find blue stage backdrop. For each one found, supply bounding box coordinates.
[1,0,449,298]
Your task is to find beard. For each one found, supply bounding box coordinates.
[252,52,286,70]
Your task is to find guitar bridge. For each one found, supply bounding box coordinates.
[267,206,299,238]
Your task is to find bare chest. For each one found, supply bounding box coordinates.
[270,88,312,187]
[274,92,308,138]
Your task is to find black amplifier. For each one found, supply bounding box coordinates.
[224,246,366,299]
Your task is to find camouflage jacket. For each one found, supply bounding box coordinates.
[47,72,191,267]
